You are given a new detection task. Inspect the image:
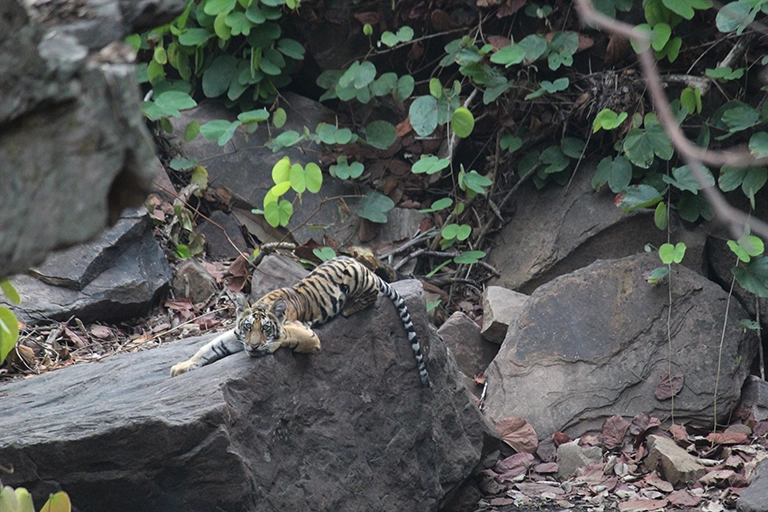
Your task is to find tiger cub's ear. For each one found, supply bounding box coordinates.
[235,295,250,316]
[271,299,287,323]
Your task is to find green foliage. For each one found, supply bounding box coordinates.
[0,484,71,512]
[0,278,20,366]
[313,247,337,262]
[357,192,395,223]
[252,156,323,228]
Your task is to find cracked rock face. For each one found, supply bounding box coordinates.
[0,0,184,278]
[0,281,500,512]
[484,253,758,440]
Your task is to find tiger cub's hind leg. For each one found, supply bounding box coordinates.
[342,290,378,317]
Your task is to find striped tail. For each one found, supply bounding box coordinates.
[377,280,431,388]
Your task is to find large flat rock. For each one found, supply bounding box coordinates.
[0,281,498,512]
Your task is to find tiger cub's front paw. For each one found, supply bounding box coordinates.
[170,360,198,377]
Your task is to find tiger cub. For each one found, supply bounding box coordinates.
[170,256,430,387]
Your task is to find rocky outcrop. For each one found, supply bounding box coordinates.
[4,210,171,324]
[0,281,499,512]
[0,0,184,278]
[487,164,707,293]
[484,253,758,440]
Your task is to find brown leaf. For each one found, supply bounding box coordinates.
[487,35,511,50]
[707,432,749,445]
[602,415,630,450]
[353,11,380,25]
[655,371,684,400]
[63,327,86,348]
[90,325,112,339]
[667,489,701,507]
[497,0,526,18]
[552,431,572,447]
[533,462,558,474]
[473,372,485,386]
[395,118,412,137]
[669,423,688,442]
[495,417,538,454]
[699,469,735,486]
[496,452,534,479]
[229,255,250,277]
[488,497,515,506]
[226,275,247,293]
[430,9,457,31]
[194,315,221,330]
[618,499,668,512]
[645,473,674,493]
[294,239,322,263]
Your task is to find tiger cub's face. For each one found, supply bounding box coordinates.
[235,296,287,356]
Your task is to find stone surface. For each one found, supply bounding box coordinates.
[196,210,249,260]
[480,287,528,344]
[644,435,706,488]
[250,254,309,300]
[0,281,499,512]
[172,259,219,304]
[0,0,181,278]
[556,441,603,479]
[4,214,171,324]
[438,312,498,379]
[739,459,768,512]
[741,376,768,422]
[483,253,758,440]
[487,164,706,293]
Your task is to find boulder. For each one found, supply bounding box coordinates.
[556,441,602,479]
[487,163,706,293]
[196,210,249,260]
[483,253,758,440]
[644,435,706,488]
[172,259,219,304]
[0,0,182,278]
[4,210,171,324]
[741,376,768,422]
[480,286,528,344]
[0,281,499,512]
[438,312,498,380]
[739,458,768,512]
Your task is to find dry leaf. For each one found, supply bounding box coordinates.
[699,469,735,486]
[707,432,749,445]
[395,118,412,137]
[496,452,534,481]
[90,325,112,339]
[667,489,701,507]
[602,415,630,450]
[669,423,688,442]
[533,462,558,474]
[552,431,572,447]
[495,418,538,454]
[655,371,684,400]
[618,499,668,512]
[645,473,674,493]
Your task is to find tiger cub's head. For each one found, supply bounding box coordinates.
[235,296,287,356]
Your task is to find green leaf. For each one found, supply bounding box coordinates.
[213,12,232,40]
[169,156,196,171]
[365,120,397,149]
[460,170,492,194]
[202,55,238,97]
[680,87,702,115]
[204,0,236,15]
[264,199,293,227]
[238,108,270,123]
[429,78,443,98]
[272,107,287,129]
[490,44,526,67]
[659,242,686,264]
[272,156,291,183]
[304,162,323,193]
[409,95,439,137]
[363,23,373,36]
[313,247,337,262]
[200,120,235,141]
[647,266,670,284]
[677,191,713,222]
[539,146,569,174]
[419,197,453,213]
[412,155,450,175]
[593,108,628,132]
[623,129,654,168]
[603,155,632,193]
[750,132,768,159]
[454,250,486,264]
[654,202,668,230]
[39,491,71,512]
[615,184,663,212]
[190,165,208,191]
[0,307,18,364]
[394,75,415,103]
[716,1,755,33]
[153,91,197,117]
[1,278,20,305]
[184,121,200,142]
[719,166,747,192]
[358,192,394,223]
[380,31,399,47]
[743,168,768,198]
[225,11,252,36]
[732,256,768,297]
[721,104,760,132]
[277,38,305,59]
[651,22,671,51]
[662,165,715,194]
[451,107,475,138]
[330,156,364,180]
[267,130,302,151]
[396,26,414,42]
[500,133,523,153]
[662,0,696,19]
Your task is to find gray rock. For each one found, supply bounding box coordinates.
[0,281,500,512]
[556,441,602,479]
[438,312,498,379]
[484,253,758,440]
[196,210,249,260]
[250,254,309,300]
[741,376,768,422]
[480,286,528,344]
[0,0,178,278]
[644,435,706,487]
[29,209,149,290]
[172,260,219,304]
[5,223,171,324]
[739,459,768,512]
[487,162,706,293]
